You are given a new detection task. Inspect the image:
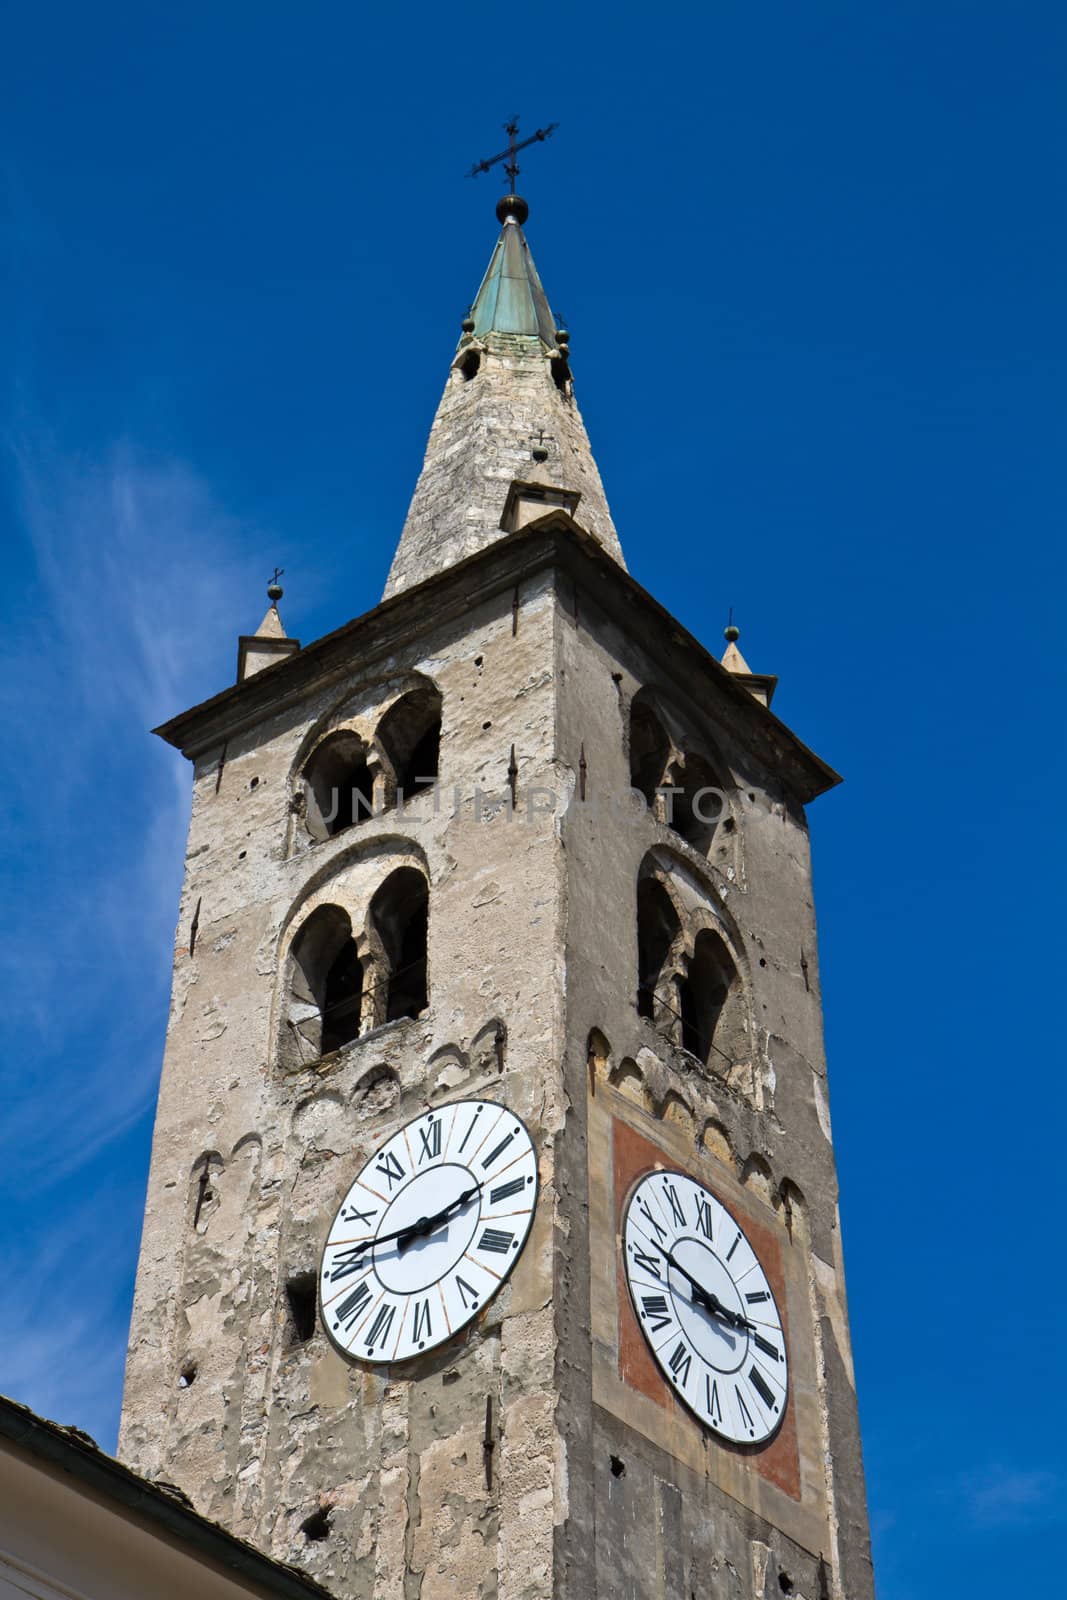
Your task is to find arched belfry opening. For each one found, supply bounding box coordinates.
[636,876,683,1026]
[301,732,374,842]
[376,685,442,806]
[629,688,731,856]
[667,751,726,855]
[629,695,672,811]
[282,904,363,1068]
[636,857,748,1072]
[677,928,740,1069]
[368,867,429,1025]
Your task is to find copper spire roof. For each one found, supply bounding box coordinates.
[469,208,559,348]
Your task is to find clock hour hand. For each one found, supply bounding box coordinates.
[395,1182,482,1253]
[655,1245,755,1332]
[349,1183,484,1259]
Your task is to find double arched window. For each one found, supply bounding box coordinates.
[628,688,731,857]
[297,683,442,846]
[636,854,747,1072]
[280,865,430,1070]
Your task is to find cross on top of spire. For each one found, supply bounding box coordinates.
[468,118,559,197]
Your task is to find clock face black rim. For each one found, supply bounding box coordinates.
[622,1169,788,1446]
[318,1098,539,1364]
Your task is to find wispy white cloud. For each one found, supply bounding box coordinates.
[0,433,261,1446]
[957,1463,1065,1529]
[1,435,255,1187]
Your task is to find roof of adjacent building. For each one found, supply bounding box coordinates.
[0,1393,337,1599]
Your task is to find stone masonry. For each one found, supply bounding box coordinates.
[120,201,874,1600]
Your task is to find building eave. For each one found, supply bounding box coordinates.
[0,1393,337,1600]
[154,518,841,804]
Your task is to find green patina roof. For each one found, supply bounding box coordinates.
[469,219,557,347]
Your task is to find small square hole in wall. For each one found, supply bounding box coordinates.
[609,1455,625,1478]
[178,1362,197,1388]
[286,1273,317,1343]
[300,1507,331,1542]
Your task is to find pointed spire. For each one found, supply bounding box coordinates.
[383,196,624,599]
[720,616,778,708]
[237,572,301,682]
[468,195,558,346]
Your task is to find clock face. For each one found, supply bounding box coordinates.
[319,1099,538,1363]
[623,1170,788,1444]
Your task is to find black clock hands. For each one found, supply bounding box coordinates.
[654,1243,756,1332]
[351,1183,483,1258]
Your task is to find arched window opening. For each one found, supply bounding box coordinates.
[456,348,481,382]
[377,686,442,804]
[630,699,671,809]
[321,939,364,1055]
[636,877,682,1025]
[677,929,738,1069]
[669,752,726,854]
[369,867,429,1024]
[285,905,363,1068]
[301,732,374,842]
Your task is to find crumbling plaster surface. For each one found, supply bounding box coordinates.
[122,572,569,1598]
[550,585,874,1600]
[121,540,871,1599]
[385,344,623,598]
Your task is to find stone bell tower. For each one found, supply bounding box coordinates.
[120,187,875,1600]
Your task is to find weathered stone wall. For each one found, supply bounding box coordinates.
[384,336,624,598]
[122,532,872,1600]
[551,578,874,1600]
[121,572,571,1598]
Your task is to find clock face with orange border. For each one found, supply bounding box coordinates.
[623,1169,788,1443]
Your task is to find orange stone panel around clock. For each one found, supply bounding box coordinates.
[612,1114,801,1501]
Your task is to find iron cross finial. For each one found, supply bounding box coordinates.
[468,118,559,192]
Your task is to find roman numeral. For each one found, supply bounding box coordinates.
[489,1176,526,1205]
[412,1298,433,1345]
[334,1280,371,1331]
[342,1202,377,1226]
[706,1376,722,1424]
[327,1245,367,1284]
[455,1275,479,1309]
[418,1120,441,1163]
[726,1230,741,1262]
[457,1107,482,1153]
[479,1227,514,1254]
[365,1303,396,1351]
[753,1333,780,1362]
[663,1181,685,1227]
[375,1151,405,1189]
[694,1196,713,1240]
[735,1385,755,1433]
[745,1290,770,1305]
[641,1294,672,1333]
[668,1341,692,1387]
[637,1198,667,1242]
[631,1247,661,1279]
[749,1366,777,1411]
[482,1131,516,1170]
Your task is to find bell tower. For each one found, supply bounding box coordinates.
[120,186,875,1600]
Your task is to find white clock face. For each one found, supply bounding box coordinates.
[320,1099,538,1363]
[623,1170,788,1444]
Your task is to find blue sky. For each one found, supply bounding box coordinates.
[2,3,1064,1595]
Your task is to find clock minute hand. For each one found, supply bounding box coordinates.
[394,1182,484,1253]
[657,1245,755,1332]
